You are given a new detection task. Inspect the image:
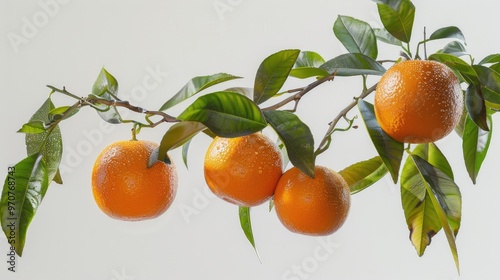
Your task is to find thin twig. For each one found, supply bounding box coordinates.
[316,83,378,153]
[261,72,336,112]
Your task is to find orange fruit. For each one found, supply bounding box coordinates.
[204,132,283,207]
[92,140,177,221]
[374,59,463,143]
[274,166,350,236]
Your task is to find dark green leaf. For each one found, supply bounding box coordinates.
[254,49,300,104]
[465,84,488,131]
[375,0,415,43]
[159,73,241,111]
[1,153,49,256]
[438,41,468,57]
[181,139,192,169]
[25,98,63,184]
[473,65,500,108]
[428,26,466,43]
[410,154,461,271]
[429,53,479,85]
[177,91,267,138]
[239,207,260,260]
[152,121,206,166]
[462,115,492,184]
[334,15,378,59]
[17,121,46,134]
[339,156,388,194]
[320,53,386,76]
[373,28,402,46]
[264,110,315,178]
[358,99,403,183]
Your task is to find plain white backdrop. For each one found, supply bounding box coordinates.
[1,0,500,279]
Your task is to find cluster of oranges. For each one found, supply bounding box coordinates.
[92,132,352,236]
[91,59,463,236]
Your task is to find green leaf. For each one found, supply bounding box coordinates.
[333,15,378,59]
[254,49,300,104]
[428,53,479,85]
[159,73,241,111]
[92,67,118,97]
[264,110,315,178]
[339,156,388,194]
[177,91,267,138]
[465,84,488,131]
[358,99,403,183]
[320,53,386,76]
[410,154,461,272]
[462,115,492,184]
[373,28,402,46]
[25,98,63,184]
[152,121,206,165]
[401,155,441,256]
[375,0,415,43]
[438,41,468,57]
[290,51,330,79]
[48,106,79,122]
[181,139,192,169]
[472,65,500,109]
[17,121,46,134]
[224,87,254,99]
[1,153,49,256]
[428,26,466,43]
[478,54,500,65]
[239,207,260,260]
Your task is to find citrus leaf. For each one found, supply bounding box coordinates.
[320,53,386,76]
[333,15,378,59]
[254,49,300,104]
[428,53,479,85]
[92,67,118,97]
[25,98,63,184]
[358,99,403,183]
[428,26,466,43]
[181,139,192,169]
[48,106,79,122]
[17,121,46,134]
[239,207,261,261]
[401,155,441,256]
[462,114,492,184]
[473,65,500,109]
[91,68,122,124]
[152,121,206,165]
[290,51,329,79]
[339,156,388,194]
[375,0,415,43]
[465,84,489,131]
[410,154,461,272]
[177,91,267,138]
[224,87,253,99]
[264,110,315,178]
[0,153,49,256]
[373,27,402,46]
[478,54,500,65]
[438,41,468,57]
[159,73,242,111]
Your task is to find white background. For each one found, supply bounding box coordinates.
[1,0,500,279]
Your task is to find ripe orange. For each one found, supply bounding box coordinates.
[374,59,463,143]
[92,140,178,221]
[274,166,351,236]
[204,132,283,207]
